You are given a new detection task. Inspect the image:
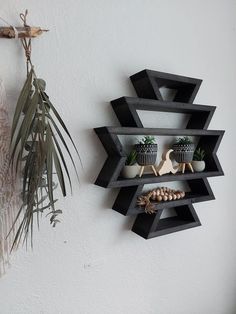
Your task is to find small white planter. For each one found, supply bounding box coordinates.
[192,160,205,172]
[121,164,139,178]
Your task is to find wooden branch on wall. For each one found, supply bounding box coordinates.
[0,26,48,39]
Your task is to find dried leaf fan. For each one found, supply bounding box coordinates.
[6,10,80,249]
[0,80,20,275]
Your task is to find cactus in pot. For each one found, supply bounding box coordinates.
[121,150,139,178]
[135,136,158,166]
[172,136,195,163]
[192,148,206,172]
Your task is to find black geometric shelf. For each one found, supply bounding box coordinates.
[94,69,224,239]
[94,127,224,188]
[132,204,201,239]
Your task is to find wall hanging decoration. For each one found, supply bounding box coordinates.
[0,80,20,275]
[94,69,224,239]
[0,10,80,250]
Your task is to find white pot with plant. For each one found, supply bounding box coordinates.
[192,148,206,172]
[121,150,139,179]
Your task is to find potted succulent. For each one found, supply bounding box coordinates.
[121,150,139,179]
[135,136,158,166]
[172,136,195,163]
[192,148,206,172]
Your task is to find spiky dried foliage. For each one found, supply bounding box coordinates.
[10,67,80,249]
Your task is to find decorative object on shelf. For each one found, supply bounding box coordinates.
[172,137,195,174]
[121,150,139,179]
[156,149,179,176]
[135,136,158,177]
[137,187,185,214]
[1,10,81,249]
[94,69,224,239]
[192,148,206,172]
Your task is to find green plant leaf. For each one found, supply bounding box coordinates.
[50,129,66,197]
[47,115,79,181]
[49,125,72,193]
[45,126,54,210]
[9,67,81,250]
[11,69,33,141]
[43,94,82,164]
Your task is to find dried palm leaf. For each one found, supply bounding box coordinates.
[10,67,80,249]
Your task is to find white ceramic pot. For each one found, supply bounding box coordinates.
[192,160,205,172]
[121,164,139,178]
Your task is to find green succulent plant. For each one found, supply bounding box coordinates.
[176,136,193,145]
[139,135,156,145]
[125,150,137,166]
[193,148,205,161]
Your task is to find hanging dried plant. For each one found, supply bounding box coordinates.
[9,11,81,249]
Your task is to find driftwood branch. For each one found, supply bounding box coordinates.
[0,26,49,39]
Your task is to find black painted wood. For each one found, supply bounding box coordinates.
[94,126,224,188]
[94,69,224,239]
[132,204,201,239]
[111,171,222,188]
[111,97,215,129]
[113,178,215,216]
[96,126,224,136]
[130,69,202,103]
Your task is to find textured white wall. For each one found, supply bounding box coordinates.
[0,1,235,313]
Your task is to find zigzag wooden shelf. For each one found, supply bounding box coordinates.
[94,69,224,239]
[112,178,214,216]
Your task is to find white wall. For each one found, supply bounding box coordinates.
[0,1,235,313]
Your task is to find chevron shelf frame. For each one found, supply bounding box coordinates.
[94,69,224,239]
